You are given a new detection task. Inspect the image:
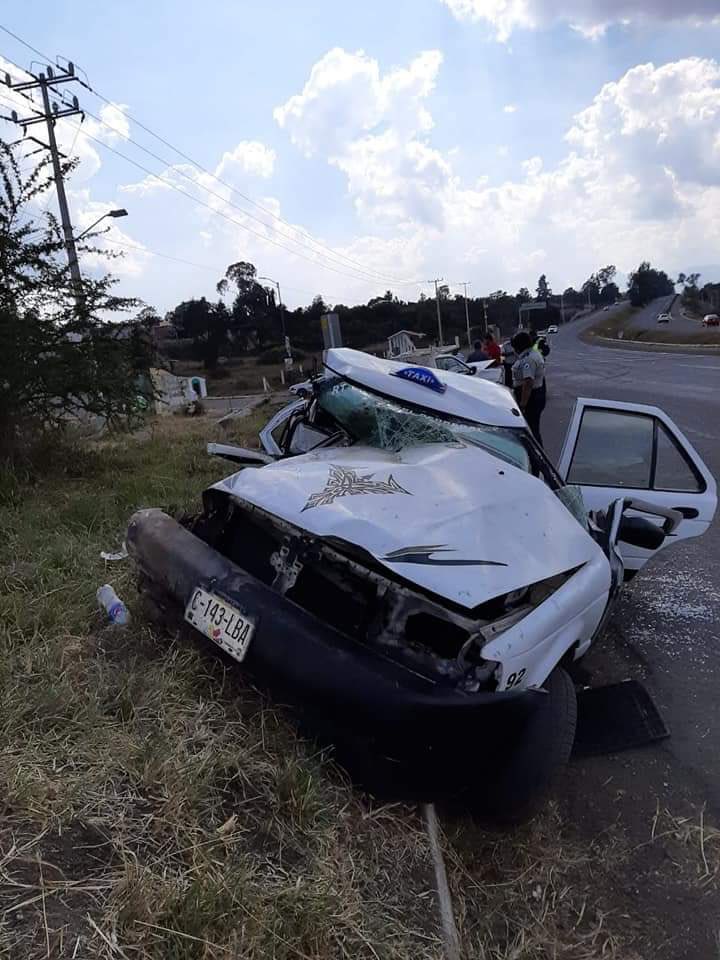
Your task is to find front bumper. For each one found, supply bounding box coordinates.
[127,509,543,773]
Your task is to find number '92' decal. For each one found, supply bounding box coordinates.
[505,668,526,689]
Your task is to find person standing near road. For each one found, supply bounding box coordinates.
[467,339,489,362]
[483,332,502,362]
[511,331,546,445]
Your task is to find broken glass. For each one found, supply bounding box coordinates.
[316,377,530,470]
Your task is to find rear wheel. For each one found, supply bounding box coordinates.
[474,667,577,824]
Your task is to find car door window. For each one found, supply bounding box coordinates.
[436,357,463,372]
[287,422,333,455]
[654,422,703,492]
[566,408,654,488]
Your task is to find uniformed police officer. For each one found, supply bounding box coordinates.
[511,331,546,445]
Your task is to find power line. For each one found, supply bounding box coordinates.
[79,89,415,286]
[103,237,348,300]
[57,98,399,286]
[0,22,48,61]
[0,23,418,286]
[66,120,409,287]
[3,54,408,288]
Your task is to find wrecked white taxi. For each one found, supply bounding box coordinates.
[128,349,717,815]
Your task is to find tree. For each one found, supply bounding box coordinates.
[678,271,702,310]
[166,297,227,368]
[0,141,154,463]
[134,304,161,328]
[535,274,551,301]
[581,277,599,306]
[217,261,280,349]
[516,287,531,302]
[562,287,585,307]
[627,261,674,307]
[596,265,616,288]
[216,261,257,298]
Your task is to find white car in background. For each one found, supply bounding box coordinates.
[129,349,716,818]
[547,325,559,334]
[433,353,503,384]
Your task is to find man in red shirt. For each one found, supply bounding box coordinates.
[483,332,502,362]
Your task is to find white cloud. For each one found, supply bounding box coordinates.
[503,103,518,113]
[69,190,151,278]
[216,140,276,180]
[274,48,449,226]
[120,140,276,206]
[96,102,130,141]
[440,0,720,40]
[275,51,720,295]
[274,47,442,153]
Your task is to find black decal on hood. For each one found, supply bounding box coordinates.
[382,545,508,567]
[302,465,411,512]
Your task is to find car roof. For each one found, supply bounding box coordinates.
[324,348,522,428]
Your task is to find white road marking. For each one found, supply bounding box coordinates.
[676,364,720,371]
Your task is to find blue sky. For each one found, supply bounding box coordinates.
[2,1,719,311]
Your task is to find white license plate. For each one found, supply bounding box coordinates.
[184,587,256,662]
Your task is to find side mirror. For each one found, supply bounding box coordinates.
[617,516,665,550]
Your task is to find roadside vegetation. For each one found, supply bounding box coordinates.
[583,305,720,348]
[3,133,720,958]
[2,413,719,958]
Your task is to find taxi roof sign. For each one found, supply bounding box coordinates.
[391,366,447,394]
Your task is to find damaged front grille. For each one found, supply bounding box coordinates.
[201,493,570,690]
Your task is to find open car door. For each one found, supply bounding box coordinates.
[557,398,717,572]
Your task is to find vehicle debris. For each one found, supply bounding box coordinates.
[100,542,128,562]
[128,348,717,817]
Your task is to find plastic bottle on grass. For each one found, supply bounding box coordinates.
[97,584,130,625]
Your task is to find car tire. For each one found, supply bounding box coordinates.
[474,667,577,824]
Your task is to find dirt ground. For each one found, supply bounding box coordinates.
[1,413,718,958]
[172,354,323,397]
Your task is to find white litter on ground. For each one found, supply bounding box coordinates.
[618,563,718,664]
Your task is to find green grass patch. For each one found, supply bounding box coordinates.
[1,414,717,958]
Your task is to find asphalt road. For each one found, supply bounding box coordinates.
[543,310,720,813]
[612,292,707,336]
[622,293,677,332]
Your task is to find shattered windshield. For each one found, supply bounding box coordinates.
[316,377,531,471]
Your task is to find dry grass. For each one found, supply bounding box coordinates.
[1,413,718,958]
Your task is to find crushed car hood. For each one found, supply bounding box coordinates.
[212,445,603,610]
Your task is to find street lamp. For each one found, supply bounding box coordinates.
[75,207,128,242]
[258,275,286,340]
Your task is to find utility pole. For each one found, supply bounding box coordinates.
[4,63,84,308]
[460,282,471,346]
[427,278,445,347]
[482,299,488,335]
[258,276,286,345]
